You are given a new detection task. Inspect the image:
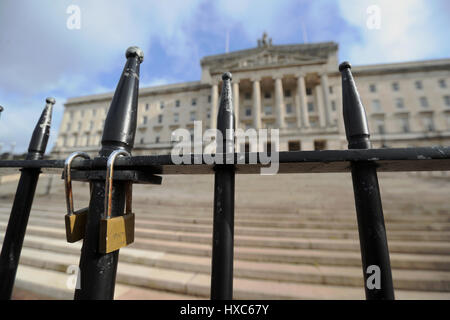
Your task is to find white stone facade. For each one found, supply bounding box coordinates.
[53,37,450,157]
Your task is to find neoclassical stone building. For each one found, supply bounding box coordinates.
[53,34,450,156]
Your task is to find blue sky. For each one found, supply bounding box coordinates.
[0,0,449,153]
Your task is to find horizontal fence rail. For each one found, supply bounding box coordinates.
[1,147,450,175]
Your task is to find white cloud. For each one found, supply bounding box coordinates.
[0,0,204,153]
[336,0,447,64]
[0,0,204,97]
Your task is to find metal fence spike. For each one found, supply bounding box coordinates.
[0,97,54,299]
[340,61,371,150]
[340,61,395,300]
[100,46,143,156]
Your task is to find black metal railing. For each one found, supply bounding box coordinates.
[0,47,449,300]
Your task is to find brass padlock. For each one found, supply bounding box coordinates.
[99,150,135,254]
[64,151,91,243]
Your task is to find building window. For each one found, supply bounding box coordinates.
[369,84,376,93]
[306,88,312,96]
[286,103,293,113]
[206,109,210,119]
[286,121,296,128]
[175,100,180,107]
[288,141,301,151]
[264,92,271,99]
[207,95,211,103]
[78,122,82,130]
[447,114,450,129]
[314,140,327,150]
[264,106,272,115]
[419,97,429,108]
[158,114,163,123]
[331,100,336,111]
[245,107,252,116]
[422,116,435,132]
[142,116,148,125]
[81,110,85,117]
[307,102,315,112]
[395,98,404,109]
[66,123,71,131]
[245,92,251,100]
[415,81,423,90]
[145,103,149,111]
[140,138,144,144]
[69,111,74,120]
[375,118,385,134]
[392,82,399,91]
[372,99,381,112]
[89,121,94,130]
[92,109,96,116]
[439,79,447,88]
[174,113,179,123]
[160,101,164,109]
[285,89,291,97]
[192,98,197,106]
[399,117,410,133]
[329,86,333,94]
[444,95,450,107]
[86,134,90,146]
[155,136,160,143]
[190,111,196,121]
[309,117,318,127]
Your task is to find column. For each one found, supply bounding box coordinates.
[233,80,240,129]
[320,73,331,126]
[274,76,285,128]
[296,73,309,127]
[315,85,326,127]
[210,82,219,129]
[252,78,261,129]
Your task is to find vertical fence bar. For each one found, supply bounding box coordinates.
[0,97,55,299]
[210,72,236,300]
[340,61,395,300]
[74,47,143,300]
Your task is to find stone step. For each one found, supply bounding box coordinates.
[6,200,450,224]
[1,212,448,242]
[3,207,448,232]
[4,212,449,255]
[133,221,450,242]
[15,235,450,292]
[133,238,450,271]
[2,224,449,271]
[14,247,450,300]
[9,203,450,224]
[14,264,198,300]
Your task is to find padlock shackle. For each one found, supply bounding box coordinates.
[104,150,131,219]
[64,152,91,215]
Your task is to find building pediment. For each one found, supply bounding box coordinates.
[225,49,324,70]
[206,44,333,75]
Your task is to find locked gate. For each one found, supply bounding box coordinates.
[0,46,449,300]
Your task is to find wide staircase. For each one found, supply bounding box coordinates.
[0,173,449,299]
